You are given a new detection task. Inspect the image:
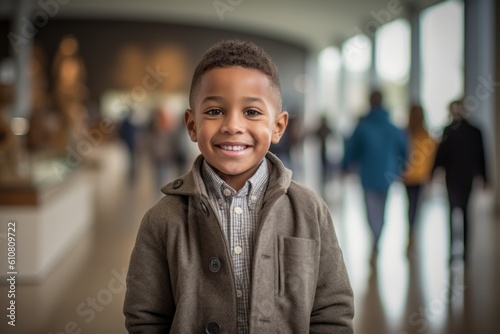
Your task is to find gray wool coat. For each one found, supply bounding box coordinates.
[124,153,354,333]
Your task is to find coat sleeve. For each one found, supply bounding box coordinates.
[123,210,174,333]
[309,203,354,333]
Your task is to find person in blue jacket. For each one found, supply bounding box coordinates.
[342,91,408,262]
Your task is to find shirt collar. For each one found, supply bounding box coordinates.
[201,158,269,202]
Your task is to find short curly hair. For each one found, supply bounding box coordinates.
[189,39,282,110]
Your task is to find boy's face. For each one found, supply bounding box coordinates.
[185,66,288,189]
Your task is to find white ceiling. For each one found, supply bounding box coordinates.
[1,0,444,51]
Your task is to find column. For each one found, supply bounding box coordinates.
[408,5,421,104]
[338,41,347,129]
[463,0,497,210]
[11,0,34,119]
[368,33,378,91]
[495,0,500,213]
[301,50,320,187]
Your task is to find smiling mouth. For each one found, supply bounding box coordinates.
[219,144,248,151]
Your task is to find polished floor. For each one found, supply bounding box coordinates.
[1,141,499,334]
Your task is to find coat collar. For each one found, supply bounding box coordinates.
[366,106,389,120]
[161,152,292,200]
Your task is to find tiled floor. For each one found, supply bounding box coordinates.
[1,142,498,334]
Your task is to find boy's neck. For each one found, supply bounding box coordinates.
[207,159,265,192]
[217,166,259,192]
[217,175,246,192]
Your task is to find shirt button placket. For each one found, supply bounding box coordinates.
[233,204,242,249]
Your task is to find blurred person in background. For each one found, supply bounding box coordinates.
[402,104,437,255]
[119,108,138,183]
[269,118,292,169]
[314,114,334,195]
[149,106,189,190]
[342,91,408,264]
[432,99,488,264]
[269,108,303,176]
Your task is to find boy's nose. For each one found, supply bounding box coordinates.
[221,112,244,134]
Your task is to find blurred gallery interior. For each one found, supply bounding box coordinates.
[0,0,499,333]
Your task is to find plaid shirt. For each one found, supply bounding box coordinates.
[202,159,269,334]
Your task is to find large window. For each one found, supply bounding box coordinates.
[376,18,411,126]
[318,46,341,116]
[376,19,411,83]
[341,34,372,132]
[421,0,464,133]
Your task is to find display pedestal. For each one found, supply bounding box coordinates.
[0,167,93,283]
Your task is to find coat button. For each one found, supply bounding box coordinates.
[172,179,183,189]
[209,257,221,273]
[205,322,221,334]
[201,203,209,215]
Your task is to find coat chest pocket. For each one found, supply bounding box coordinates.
[275,235,318,297]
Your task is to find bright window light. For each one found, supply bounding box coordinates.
[342,34,371,73]
[319,46,341,73]
[421,0,464,132]
[318,46,341,114]
[376,19,410,82]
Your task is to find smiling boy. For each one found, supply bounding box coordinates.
[124,40,354,333]
[185,65,286,191]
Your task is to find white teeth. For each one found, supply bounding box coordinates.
[220,145,246,151]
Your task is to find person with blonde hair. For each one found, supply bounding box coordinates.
[403,104,436,254]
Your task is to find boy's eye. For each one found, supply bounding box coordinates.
[244,109,261,117]
[206,109,223,116]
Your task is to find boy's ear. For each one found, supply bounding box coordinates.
[271,111,289,144]
[184,109,198,142]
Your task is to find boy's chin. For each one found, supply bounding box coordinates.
[212,164,256,178]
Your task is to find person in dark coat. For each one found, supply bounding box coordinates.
[119,108,137,182]
[315,115,334,187]
[433,100,488,263]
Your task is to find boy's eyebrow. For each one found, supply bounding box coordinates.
[201,96,266,104]
[200,96,224,104]
[241,96,266,105]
